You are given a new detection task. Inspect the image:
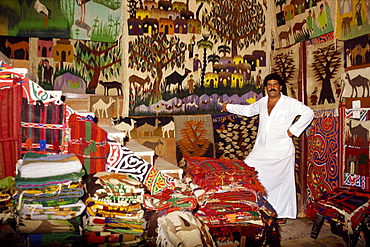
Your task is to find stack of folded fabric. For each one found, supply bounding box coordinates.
[0,176,17,245]
[83,172,147,245]
[143,186,216,246]
[184,156,278,245]
[14,153,85,246]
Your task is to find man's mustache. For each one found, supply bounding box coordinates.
[269,89,277,92]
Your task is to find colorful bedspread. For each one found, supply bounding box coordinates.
[307,187,370,233]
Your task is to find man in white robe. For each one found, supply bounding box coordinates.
[221,73,314,221]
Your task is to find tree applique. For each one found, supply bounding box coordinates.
[177,120,211,157]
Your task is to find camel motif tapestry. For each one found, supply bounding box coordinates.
[89,96,118,119]
[173,115,214,164]
[306,38,344,111]
[212,113,258,160]
[342,34,370,69]
[336,0,370,41]
[343,117,370,189]
[306,109,341,201]
[274,0,335,49]
[112,116,177,164]
[0,0,122,42]
[341,67,370,99]
[126,0,270,116]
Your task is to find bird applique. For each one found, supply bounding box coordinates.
[34,0,51,28]
[246,94,257,104]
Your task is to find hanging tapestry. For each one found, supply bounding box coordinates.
[307,109,341,201]
[1,1,122,42]
[271,42,300,99]
[212,113,258,160]
[173,115,214,163]
[306,37,344,110]
[28,37,123,95]
[21,98,66,154]
[0,84,22,178]
[343,146,369,189]
[342,34,370,69]
[336,0,370,41]
[106,139,174,195]
[68,114,108,174]
[126,0,269,116]
[89,96,119,119]
[341,67,370,99]
[343,117,370,189]
[0,37,29,60]
[274,0,335,48]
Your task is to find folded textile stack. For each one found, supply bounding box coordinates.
[0,176,17,244]
[14,153,85,246]
[143,186,216,246]
[184,156,278,245]
[83,172,147,245]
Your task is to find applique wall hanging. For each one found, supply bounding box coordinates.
[307,109,341,201]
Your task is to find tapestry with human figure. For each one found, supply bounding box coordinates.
[336,0,370,41]
[274,0,335,49]
[306,110,341,201]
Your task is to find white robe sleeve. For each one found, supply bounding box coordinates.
[288,100,314,137]
[225,100,261,117]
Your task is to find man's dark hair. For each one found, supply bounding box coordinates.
[263,73,284,87]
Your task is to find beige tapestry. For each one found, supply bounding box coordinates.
[306,38,344,111]
[341,67,370,99]
[89,96,118,119]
